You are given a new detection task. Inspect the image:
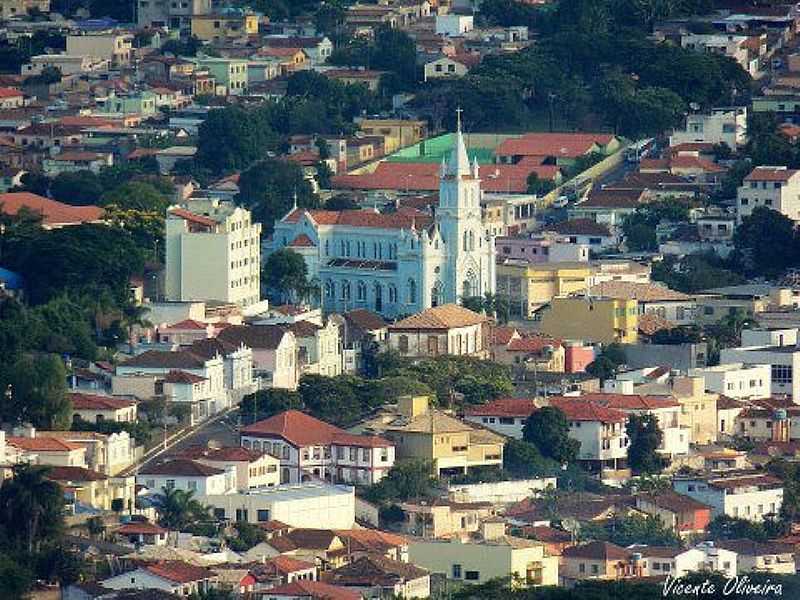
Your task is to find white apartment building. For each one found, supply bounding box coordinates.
[21,54,110,76]
[435,14,474,37]
[673,472,784,522]
[720,343,800,400]
[138,458,236,495]
[166,200,263,309]
[689,363,771,399]
[736,166,800,223]
[240,410,395,485]
[670,107,748,149]
[635,543,737,579]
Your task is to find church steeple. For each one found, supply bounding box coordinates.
[445,107,470,178]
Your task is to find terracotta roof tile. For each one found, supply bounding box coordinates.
[390,304,487,330]
[45,466,107,482]
[548,398,627,423]
[139,458,224,477]
[506,334,561,353]
[638,491,711,513]
[583,281,691,302]
[175,445,264,462]
[283,206,433,230]
[496,133,615,159]
[163,370,207,384]
[552,392,679,410]
[70,392,135,411]
[289,233,316,247]
[744,167,799,182]
[161,319,208,331]
[0,192,103,226]
[638,313,675,336]
[465,397,536,418]
[323,554,427,587]
[241,410,392,448]
[168,207,218,227]
[562,541,631,560]
[344,308,386,332]
[265,579,360,600]
[120,350,207,370]
[492,326,519,345]
[145,561,213,584]
[8,436,83,452]
[217,324,290,350]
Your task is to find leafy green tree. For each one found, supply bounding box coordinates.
[586,356,617,381]
[707,515,768,541]
[0,464,65,553]
[236,158,319,229]
[240,388,302,424]
[298,374,362,426]
[627,413,666,474]
[607,513,680,547]
[197,106,280,173]
[120,301,152,354]
[102,181,171,213]
[503,439,556,478]
[623,221,657,252]
[362,459,437,503]
[324,195,358,210]
[12,171,50,196]
[526,172,555,196]
[651,254,745,293]
[0,552,32,598]
[262,248,311,304]
[49,171,103,206]
[152,487,211,530]
[0,354,70,429]
[226,521,266,552]
[734,206,800,278]
[522,407,579,465]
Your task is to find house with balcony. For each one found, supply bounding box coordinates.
[560,541,636,585]
[673,471,784,522]
[240,410,395,485]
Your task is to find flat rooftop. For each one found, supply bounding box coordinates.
[202,482,354,500]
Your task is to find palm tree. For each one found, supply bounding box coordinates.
[152,487,210,530]
[0,464,65,553]
[120,301,152,354]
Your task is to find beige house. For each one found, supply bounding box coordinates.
[491,327,565,372]
[39,430,136,476]
[46,466,136,512]
[8,432,87,467]
[378,396,504,477]
[560,541,636,585]
[399,497,494,538]
[218,325,299,390]
[672,376,718,445]
[388,304,490,358]
[66,33,133,66]
[409,522,558,588]
[358,118,427,154]
[70,392,137,423]
[717,540,796,574]
[175,445,280,490]
[285,319,342,377]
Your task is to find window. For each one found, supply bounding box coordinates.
[188,480,197,491]
[499,417,514,425]
[362,448,369,461]
[579,563,586,573]
[342,281,351,301]
[591,564,599,574]
[166,479,175,490]
[407,279,417,304]
[357,280,367,301]
[350,448,357,461]
[452,564,462,578]
[398,335,409,354]
[465,571,480,581]
[772,364,793,384]
[257,509,270,522]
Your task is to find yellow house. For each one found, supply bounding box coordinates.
[46,466,136,512]
[497,262,593,318]
[409,523,559,587]
[672,376,718,445]
[380,396,504,477]
[191,13,259,41]
[536,296,638,344]
[358,118,427,154]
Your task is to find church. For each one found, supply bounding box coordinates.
[268,116,496,318]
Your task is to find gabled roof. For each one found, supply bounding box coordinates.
[0,192,103,226]
[344,308,386,332]
[282,206,433,230]
[465,397,536,418]
[116,521,168,536]
[175,445,264,462]
[241,409,392,448]
[260,554,316,575]
[70,392,136,411]
[8,436,82,452]
[323,554,427,587]
[168,207,218,227]
[265,579,360,600]
[138,458,224,477]
[744,166,798,182]
[716,539,795,556]
[120,350,207,370]
[562,540,631,560]
[188,336,241,360]
[390,304,487,330]
[549,218,612,236]
[163,370,207,384]
[566,392,680,410]
[161,319,208,331]
[284,320,321,338]
[548,399,627,423]
[45,466,107,482]
[637,490,711,513]
[217,324,291,350]
[289,233,316,247]
[506,334,561,353]
[496,133,615,159]
[582,281,692,302]
[492,326,519,346]
[144,561,213,584]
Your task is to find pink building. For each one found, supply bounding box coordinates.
[565,343,595,373]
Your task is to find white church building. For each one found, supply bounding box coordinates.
[268,117,496,318]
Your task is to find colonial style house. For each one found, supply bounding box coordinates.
[100,561,217,596]
[217,324,299,390]
[267,116,496,318]
[240,410,395,485]
[137,458,237,496]
[387,304,490,358]
[70,392,137,423]
[174,445,280,490]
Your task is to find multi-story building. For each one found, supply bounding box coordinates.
[66,33,133,67]
[670,107,748,149]
[721,336,800,401]
[39,430,136,476]
[175,445,280,490]
[496,235,590,265]
[268,118,496,318]
[582,281,696,326]
[190,11,259,41]
[138,458,237,495]
[195,57,248,95]
[634,491,712,538]
[673,471,784,522]
[633,543,737,578]
[240,410,395,485]
[736,166,800,223]
[165,199,262,309]
[464,398,536,439]
[138,0,212,32]
[689,363,771,400]
[357,118,427,154]
[387,304,490,358]
[536,296,638,345]
[669,376,719,445]
[21,54,110,77]
[408,524,558,588]
[372,395,504,477]
[282,320,342,377]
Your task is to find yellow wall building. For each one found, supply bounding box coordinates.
[191,13,259,41]
[537,296,638,344]
[497,262,593,319]
[358,119,427,154]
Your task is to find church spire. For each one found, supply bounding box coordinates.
[446,107,470,178]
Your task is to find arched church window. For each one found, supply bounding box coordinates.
[324,280,335,299]
[324,240,329,256]
[407,279,416,304]
[357,280,367,301]
[388,284,397,303]
[463,231,468,251]
[342,280,351,301]
[469,230,475,251]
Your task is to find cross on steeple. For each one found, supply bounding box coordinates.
[455,106,463,132]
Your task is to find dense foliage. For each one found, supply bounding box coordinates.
[522,407,580,465]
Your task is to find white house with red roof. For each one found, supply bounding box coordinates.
[137,458,237,495]
[269,116,496,318]
[240,410,395,485]
[100,560,218,596]
[464,397,537,439]
[156,319,214,345]
[115,520,169,546]
[7,428,88,468]
[0,87,24,109]
[736,166,800,223]
[175,445,280,489]
[70,392,137,423]
[495,132,621,167]
[165,198,265,311]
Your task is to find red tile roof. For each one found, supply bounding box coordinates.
[145,561,213,584]
[492,326,519,346]
[465,397,536,418]
[176,445,264,462]
[168,207,217,227]
[744,167,799,182]
[496,133,615,159]
[163,370,207,384]
[548,398,627,423]
[0,87,21,98]
[262,555,316,575]
[45,466,107,482]
[264,580,360,600]
[289,233,316,247]
[506,334,562,353]
[116,521,168,536]
[139,458,224,477]
[242,409,392,448]
[549,218,612,236]
[161,319,208,331]
[70,392,135,411]
[562,540,631,560]
[8,436,83,452]
[0,192,103,226]
[282,206,433,230]
[390,304,487,330]
[552,392,679,410]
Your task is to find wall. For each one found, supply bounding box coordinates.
[624,343,708,371]
[448,478,557,504]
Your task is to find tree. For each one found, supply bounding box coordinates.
[226,521,266,552]
[236,158,319,229]
[607,513,680,547]
[240,388,302,424]
[49,171,104,206]
[585,356,617,381]
[503,439,556,478]
[361,459,437,504]
[120,301,152,354]
[298,374,362,427]
[734,206,800,278]
[0,553,32,598]
[522,407,579,465]
[102,181,171,213]
[626,413,666,474]
[0,464,65,553]
[262,248,311,304]
[324,195,358,211]
[13,171,50,196]
[526,172,555,196]
[623,221,657,252]
[0,354,70,430]
[152,487,210,530]
[707,515,768,542]
[196,106,280,173]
